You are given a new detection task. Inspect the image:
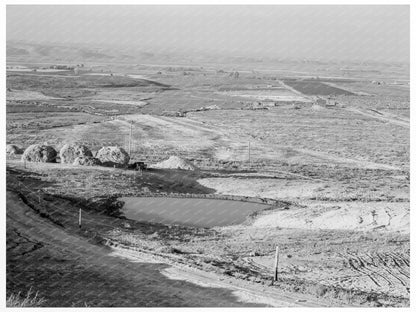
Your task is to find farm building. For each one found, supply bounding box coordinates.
[326,97,338,107]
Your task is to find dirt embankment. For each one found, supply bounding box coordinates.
[6,168,333,307]
[6,166,410,307]
[6,184,266,306]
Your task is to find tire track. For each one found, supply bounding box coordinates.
[345,251,409,291]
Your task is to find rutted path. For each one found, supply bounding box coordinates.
[345,107,410,129]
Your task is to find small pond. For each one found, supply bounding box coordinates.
[120,197,269,228]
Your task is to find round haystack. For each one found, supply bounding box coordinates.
[73,156,102,166]
[151,156,197,171]
[60,144,93,164]
[6,144,23,155]
[21,144,57,163]
[96,146,130,167]
[311,104,324,110]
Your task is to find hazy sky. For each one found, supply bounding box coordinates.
[7,5,410,62]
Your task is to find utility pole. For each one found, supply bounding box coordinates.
[128,121,133,156]
[248,141,251,168]
[78,208,82,228]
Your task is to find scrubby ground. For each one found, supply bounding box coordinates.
[7,166,337,307]
[6,60,409,307]
[6,161,409,307]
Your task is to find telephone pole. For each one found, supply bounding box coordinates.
[248,140,251,168]
[128,121,133,156]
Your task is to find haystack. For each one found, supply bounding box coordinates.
[151,156,197,171]
[73,156,102,166]
[21,144,57,163]
[6,144,23,155]
[311,104,324,110]
[60,144,93,164]
[96,146,130,167]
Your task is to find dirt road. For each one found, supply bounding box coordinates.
[345,107,410,129]
[6,190,331,307]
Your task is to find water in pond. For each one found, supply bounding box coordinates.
[120,197,269,228]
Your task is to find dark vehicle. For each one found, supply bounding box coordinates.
[128,162,147,170]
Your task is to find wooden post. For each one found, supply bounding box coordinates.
[248,141,251,168]
[128,121,133,156]
[274,245,279,282]
[78,208,82,228]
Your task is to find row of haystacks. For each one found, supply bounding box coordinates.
[9,143,198,171]
[16,143,130,167]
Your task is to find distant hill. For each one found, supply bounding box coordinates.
[6,46,29,56]
[6,41,409,77]
[6,41,159,63]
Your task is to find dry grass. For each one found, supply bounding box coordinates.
[310,189,397,202]
[6,288,46,307]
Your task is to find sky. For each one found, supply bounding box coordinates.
[6,5,410,63]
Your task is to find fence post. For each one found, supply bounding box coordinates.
[274,245,279,283]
